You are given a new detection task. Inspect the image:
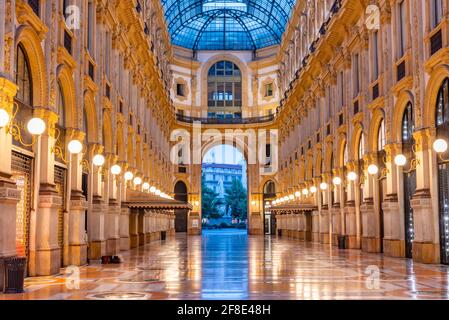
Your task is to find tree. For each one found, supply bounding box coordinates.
[224,179,247,220]
[201,174,222,219]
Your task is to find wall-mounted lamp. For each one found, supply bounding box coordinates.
[133,176,142,185]
[332,177,342,186]
[367,164,379,176]
[0,104,46,147]
[111,164,122,175]
[434,139,449,163]
[124,171,134,181]
[347,171,358,182]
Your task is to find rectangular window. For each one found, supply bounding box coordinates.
[87,1,94,53]
[265,83,273,97]
[431,0,443,29]
[353,54,360,98]
[398,0,407,58]
[105,31,110,79]
[338,71,344,109]
[373,31,379,81]
[176,83,185,97]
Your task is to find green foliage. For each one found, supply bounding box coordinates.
[224,179,248,220]
[201,174,223,219]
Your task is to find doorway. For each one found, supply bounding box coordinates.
[201,145,248,231]
[174,181,188,233]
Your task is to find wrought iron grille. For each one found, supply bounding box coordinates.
[11,151,33,265]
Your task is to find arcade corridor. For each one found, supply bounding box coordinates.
[2,231,449,300]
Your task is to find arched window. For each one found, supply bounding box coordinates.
[436,78,449,127]
[207,61,242,119]
[57,82,66,128]
[378,118,386,151]
[343,142,348,166]
[55,82,66,162]
[402,102,414,143]
[263,181,276,196]
[358,134,365,161]
[83,109,89,143]
[15,44,32,105]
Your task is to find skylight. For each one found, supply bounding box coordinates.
[203,0,248,13]
[161,0,295,51]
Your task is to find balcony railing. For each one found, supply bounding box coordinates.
[176,114,275,125]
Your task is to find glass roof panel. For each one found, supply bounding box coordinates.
[161,0,295,51]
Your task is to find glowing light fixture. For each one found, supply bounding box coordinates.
[0,109,10,128]
[295,191,301,198]
[333,177,342,186]
[133,177,142,185]
[124,171,134,181]
[433,139,448,154]
[302,188,309,195]
[320,182,328,190]
[368,164,379,175]
[111,164,121,175]
[347,171,358,181]
[150,186,156,193]
[93,154,105,167]
[394,154,407,167]
[310,186,317,193]
[142,182,150,190]
[68,140,83,154]
[27,118,46,136]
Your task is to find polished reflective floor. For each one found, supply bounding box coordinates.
[2,230,449,300]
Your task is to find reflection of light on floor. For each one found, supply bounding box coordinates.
[87,292,149,300]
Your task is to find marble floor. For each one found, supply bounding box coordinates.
[2,229,449,300]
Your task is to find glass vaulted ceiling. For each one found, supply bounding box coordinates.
[161,0,295,51]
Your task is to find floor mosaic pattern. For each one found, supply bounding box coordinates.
[1,230,449,300]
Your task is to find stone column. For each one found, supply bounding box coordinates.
[320,174,331,244]
[361,153,380,253]
[169,212,176,236]
[33,109,62,276]
[67,130,88,267]
[312,210,320,242]
[138,209,145,246]
[106,156,120,255]
[345,162,358,249]
[144,210,151,243]
[129,209,139,249]
[119,205,130,251]
[87,144,106,261]
[188,192,201,236]
[382,144,404,257]
[0,78,19,289]
[411,129,439,263]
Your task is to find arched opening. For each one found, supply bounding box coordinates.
[401,102,416,259]
[174,181,188,233]
[357,132,365,238]
[11,44,35,268]
[207,61,242,119]
[376,117,386,253]
[14,44,34,149]
[263,181,276,235]
[54,81,68,267]
[201,144,248,231]
[81,105,89,239]
[436,77,449,265]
